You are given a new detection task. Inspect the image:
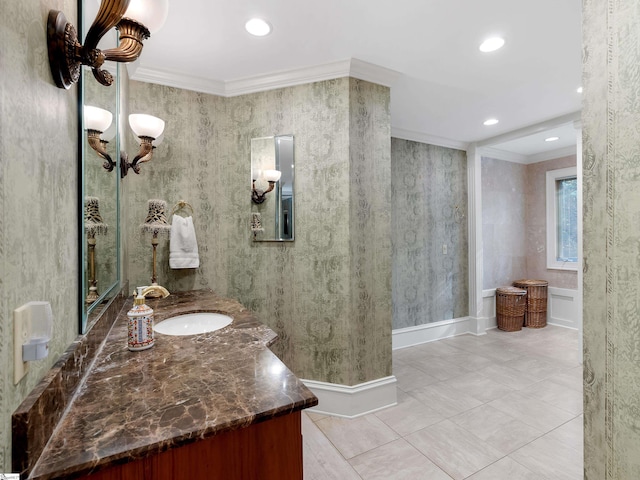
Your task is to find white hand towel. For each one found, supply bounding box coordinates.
[169,215,200,269]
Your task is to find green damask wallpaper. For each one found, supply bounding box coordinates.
[391,138,469,329]
[0,0,80,470]
[583,0,640,477]
[127,77,392,385]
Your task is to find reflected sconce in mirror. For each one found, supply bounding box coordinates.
[252,169,282,204]
[84,106,116,172]
[121,114,165,177]
[84,197,108,304]
[47,0,169,89]
[140,199,171,297]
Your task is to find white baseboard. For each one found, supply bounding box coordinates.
[392,317,471,350]
[548,287,579,329]
[483,289,497,329]
[302,376,397,419]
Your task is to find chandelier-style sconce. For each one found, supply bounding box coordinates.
[47,0,169,89]
[84,106,117,172]
[121,114,166,177]
[251,169,282,204]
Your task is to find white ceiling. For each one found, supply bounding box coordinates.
[131,0,582,154]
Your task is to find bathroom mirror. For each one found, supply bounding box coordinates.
[80,0,121,333]
[251,135,295,242]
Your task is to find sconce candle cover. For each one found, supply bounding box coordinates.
[84,106,116,172]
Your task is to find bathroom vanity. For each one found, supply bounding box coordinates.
[13,290,317,480]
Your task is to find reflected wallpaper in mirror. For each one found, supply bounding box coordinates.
[251,135,294,242]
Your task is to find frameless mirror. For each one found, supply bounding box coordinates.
[80,0,121,333]
[251,135,294,241]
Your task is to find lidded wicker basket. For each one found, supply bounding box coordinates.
[513,279,548,328]
[496,286,527,332]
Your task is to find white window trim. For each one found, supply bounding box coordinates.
[546,166,578,271]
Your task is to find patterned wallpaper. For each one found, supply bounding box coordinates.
[481,157,527,289]
[481,155,578,290]
[391,138,468,329]
[0,0,80,470]
[583,0,640,477]
[127,78,392,385]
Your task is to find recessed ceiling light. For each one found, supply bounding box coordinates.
[483,118,499,126]
[245,18,271,36]
[577,86,583,93]
[479,37,505,53]
[545,136,560,142]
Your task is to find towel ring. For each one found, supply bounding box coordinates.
[170,200,194,216]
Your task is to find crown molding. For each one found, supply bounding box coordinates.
[391,127,469,151]
[527,145,577,163]
[131,67,226,96]
[131,58,401,98]
[478,144,577,165]
[478,146,529,164]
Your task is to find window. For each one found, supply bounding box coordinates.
[546,167,578,270]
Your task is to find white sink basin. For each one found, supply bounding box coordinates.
[154,312,232,336]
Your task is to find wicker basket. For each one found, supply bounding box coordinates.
[496,287,527,332]
[513,279,549,328]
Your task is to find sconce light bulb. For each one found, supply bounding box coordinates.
[124,0,169,34]
[129,113,165,139]
[84,106,113,132]
[263,169,282,182]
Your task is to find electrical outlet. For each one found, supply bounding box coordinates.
[442,244,448,255]
[14,305,31,384]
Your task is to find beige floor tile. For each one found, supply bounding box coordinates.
[450,341,523,363]
[407,382,483,418]
[506,354,568,382]
[509,432,584,480]
[440,351,496,371]
[302,413,362,480]
[547,366,584,392]
[306,411,329,422]
[489,391,576,432]
[406,420,502,480]
[374,390,444,436]
[466,457,541,480]
[519,378,583,415]
[442,372,515,403]
[450,404,543,455]
[348,438,451,480]
[393,363,439,392]
[544,415,584,452]
[476,363,544,390]
[316,414,399,460]
[411,356,475,381]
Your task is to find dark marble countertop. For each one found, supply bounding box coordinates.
[28,290,318,479]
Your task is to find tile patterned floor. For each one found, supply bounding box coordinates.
[303,325,583,479]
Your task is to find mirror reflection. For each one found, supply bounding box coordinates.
[81,0,121,332]
[251,135,294,242]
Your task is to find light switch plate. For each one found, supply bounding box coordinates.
[14,304,31,384]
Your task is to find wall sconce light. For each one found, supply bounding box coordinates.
[84,106,117,172]
[252,169,282,204]
[47,0,169,89]
[121,114,166,177]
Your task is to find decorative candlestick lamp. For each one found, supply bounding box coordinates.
[84,197,108,304]
[140,199,171,297]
